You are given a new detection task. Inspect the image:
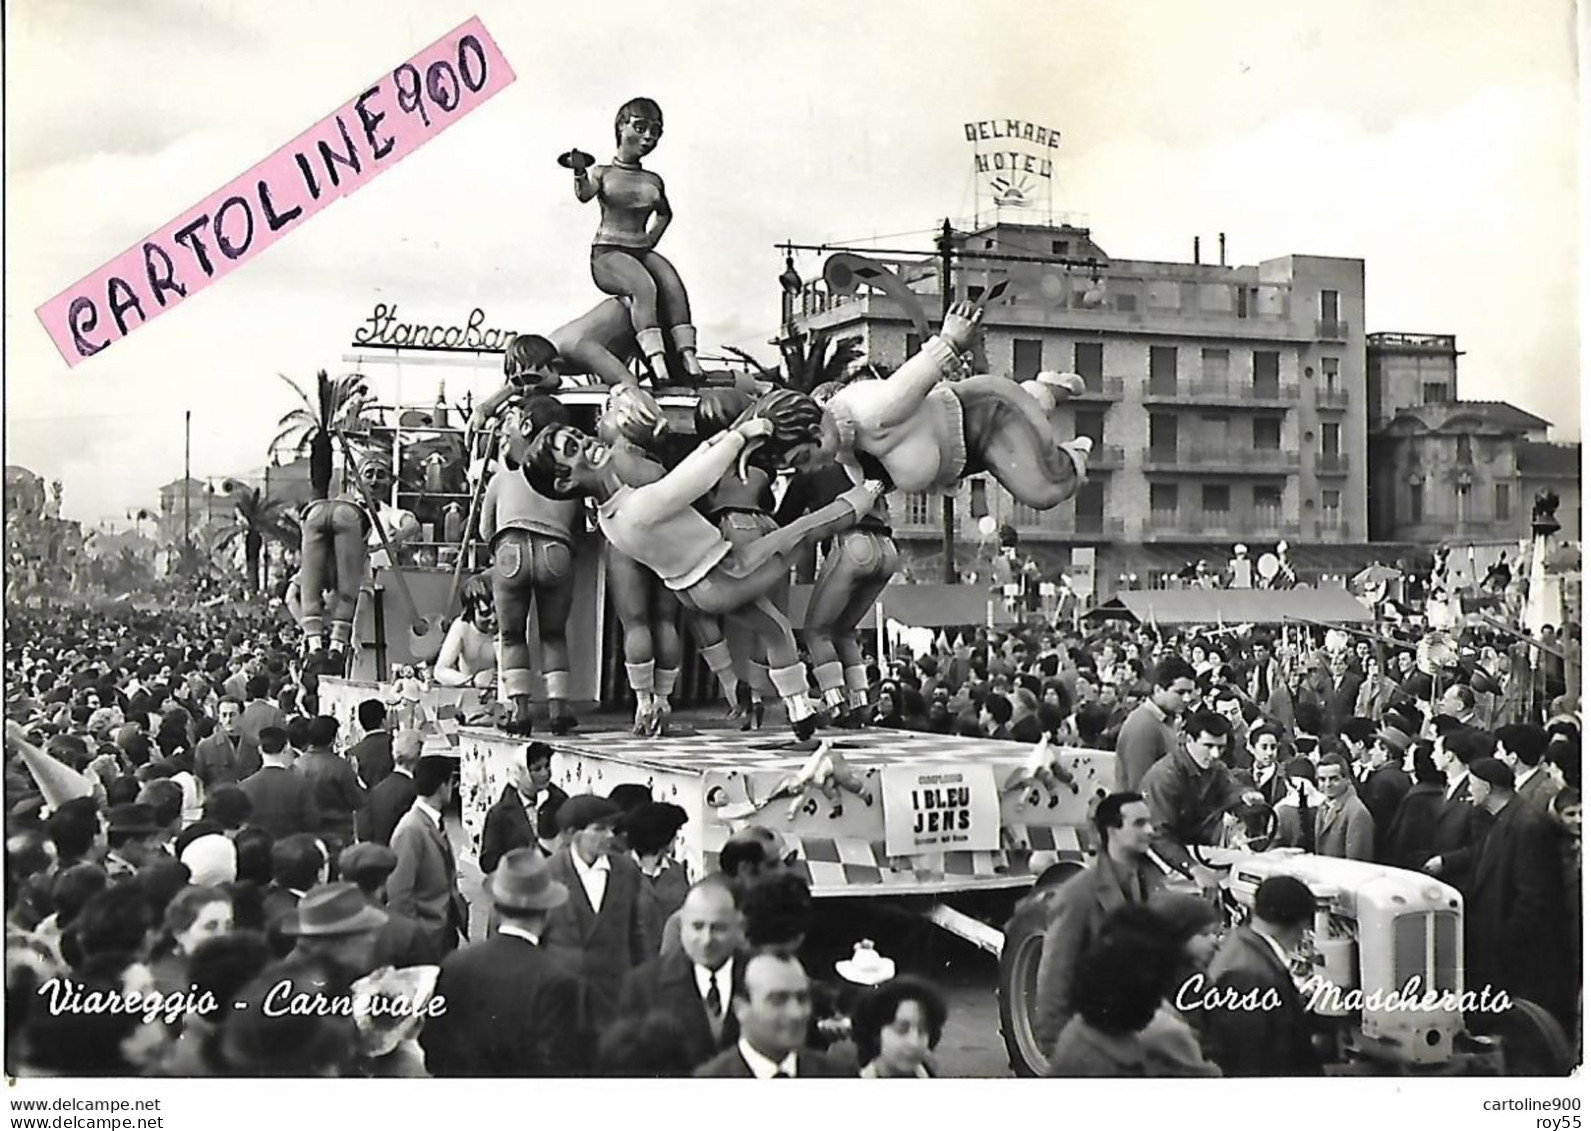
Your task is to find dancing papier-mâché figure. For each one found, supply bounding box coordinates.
[524,410,886,741]
[479,394,581,735]
[776,382,900,727]
[749,302,1092,510]
[694,388,785,730]
[562,97,704,385]
[586,387,740,735]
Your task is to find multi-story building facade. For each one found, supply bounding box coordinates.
[785,221,1371,594]
[1366,332,1581,543]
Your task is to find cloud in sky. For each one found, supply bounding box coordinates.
[5,0,1579,527]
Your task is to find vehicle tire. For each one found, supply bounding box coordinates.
[997,862,1082,1076]
[1479,997,1574,1076]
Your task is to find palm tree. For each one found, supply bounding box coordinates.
[270,370,376,499]
[212,484,298,593]
[724,326,862,394]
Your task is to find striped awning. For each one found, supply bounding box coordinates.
[1084,586,1373,626]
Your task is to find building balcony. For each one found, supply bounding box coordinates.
[1316,319,1351,340]
[1316,387,1350,411]
[1070,375,1124,400]
[1009,509,1126,538]
[1083,444,1125,470]
[1145,511,1303,538]
[1316,453,1350,475]
[1144,447,1296,474]
[1142,379,1299,407]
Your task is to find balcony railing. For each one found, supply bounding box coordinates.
[1082,444,1125,470]
[1317,452,1349,475]
[1316,387,1350,410]
[1146,512,1303,537]
[1145,447,1296,473]
[1316,318,1350,340]
[1007,511,1126,538]
[1141,379,1299,405]
[1071,375,1124,400]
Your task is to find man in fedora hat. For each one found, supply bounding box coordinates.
[421,847,585,1077]
[388,756,467,956]
[542,794,655,1033]
[279,880,390,982]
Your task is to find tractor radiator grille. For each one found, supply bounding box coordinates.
[1393,910,1461,997]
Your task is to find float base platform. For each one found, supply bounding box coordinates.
[455,723,1115,899]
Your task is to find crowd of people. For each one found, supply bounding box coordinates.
[2,593,1581,1077]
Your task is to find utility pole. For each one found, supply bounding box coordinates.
[183,410,192,576]
[937,218,957,584]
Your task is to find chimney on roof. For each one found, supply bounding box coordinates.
[1219,232,1227,266]
[1193,236,1201,265]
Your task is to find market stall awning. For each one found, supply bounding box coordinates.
[786,583,1018,630]
[1083,586,1373,627]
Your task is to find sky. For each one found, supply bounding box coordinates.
[4,0,1583,529]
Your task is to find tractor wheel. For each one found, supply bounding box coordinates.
[996,861,1083,1076]
[1484,998,1575,1076]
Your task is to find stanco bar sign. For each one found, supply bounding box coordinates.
[351,303,516,350]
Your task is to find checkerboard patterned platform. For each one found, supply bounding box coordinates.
[538,726,1047,773]
[457,722,1115,898]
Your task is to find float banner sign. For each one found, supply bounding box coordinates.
[881,763,1001,857]
[36,16,515,367]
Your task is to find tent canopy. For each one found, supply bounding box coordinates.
[786,583,1018,630]
[1084,586,1373,627]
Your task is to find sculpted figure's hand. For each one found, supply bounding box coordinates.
[734,416,774,481]
[602,386,666,445]
[940,300,984,354]
[558,148,596,174]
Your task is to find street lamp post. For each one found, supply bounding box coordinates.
[183,410,192,576]
[936,219,957,583]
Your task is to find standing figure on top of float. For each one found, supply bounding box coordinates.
[523,407,886,742]
[480,392,582,736]
[776,381,900,728]
[562,97,704,385]
[296,453,419,668]
[749,302,1093,511]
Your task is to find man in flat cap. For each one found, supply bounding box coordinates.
[103,803,162,878]
[542,794,656,1033]
[1465,756,1573,1029]
[340,843,437,968]
[421,848,585,1076]
[1197,875,1323,1077]
[388,756,467,957]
